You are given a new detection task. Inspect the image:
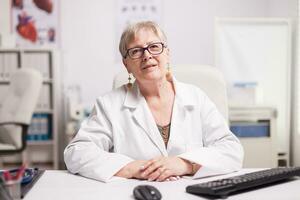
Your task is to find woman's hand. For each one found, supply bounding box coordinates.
[115,160,148,179]
[140,156,193,181]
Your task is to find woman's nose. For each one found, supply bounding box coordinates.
[142,49,152,61]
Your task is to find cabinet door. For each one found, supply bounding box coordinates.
[240,138,277,168]
[36,84,52,111]
[0,52,19,81]
[22,52,51,79]
[0,85,9,108]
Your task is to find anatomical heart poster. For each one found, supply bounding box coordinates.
[11,0,59,47]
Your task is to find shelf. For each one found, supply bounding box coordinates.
[0,47,56,52]
[229,107,277,168]
[0,48,59,169]
[27,140,54,146]
[0,49,20,53]
[34,110,53,114]
[43,79,53,83]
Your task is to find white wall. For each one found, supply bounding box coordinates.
[60,0,297,107]
[292,0,300,166]
[0,0,11,38]
[60,0,117,108]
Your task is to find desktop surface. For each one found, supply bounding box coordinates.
[24,169,300,200]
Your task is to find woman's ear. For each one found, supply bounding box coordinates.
[122,59,130,73]
[166,48,170,62]
[122,58,127,67]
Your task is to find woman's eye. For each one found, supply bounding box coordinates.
[131,49,141,55]
[149,44,159,49]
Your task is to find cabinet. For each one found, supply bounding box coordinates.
[215,18,292,166]
[0,48,59,169]
[229,106,278,168]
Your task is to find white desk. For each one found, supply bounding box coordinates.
[24,169,300,200]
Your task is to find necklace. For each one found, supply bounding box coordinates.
[157,123,171,146]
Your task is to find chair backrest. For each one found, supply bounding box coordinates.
[0,68,42,151]
[113,65,228,121]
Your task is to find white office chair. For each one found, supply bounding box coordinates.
[112,65,228,121]
[0,68,43,154]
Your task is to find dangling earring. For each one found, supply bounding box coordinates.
[127,73,133,89]
[166,63,172,81]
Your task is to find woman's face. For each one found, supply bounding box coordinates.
[123,28,169,83]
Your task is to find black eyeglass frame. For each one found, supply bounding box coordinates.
[124,42,167,59]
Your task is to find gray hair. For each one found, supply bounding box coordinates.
[119,21,168,58]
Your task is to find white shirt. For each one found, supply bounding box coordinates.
[64,79,244,182]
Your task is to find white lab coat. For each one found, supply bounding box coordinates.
[64,79,243,182]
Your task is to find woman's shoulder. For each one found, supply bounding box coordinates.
[174,80,210,107]
[176,81,207,97]
[96,85,127,104]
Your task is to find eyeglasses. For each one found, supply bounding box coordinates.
[124,42,166,59]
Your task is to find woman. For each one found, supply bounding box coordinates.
[64,21,243,182]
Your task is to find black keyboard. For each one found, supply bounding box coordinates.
[186,167,300,198]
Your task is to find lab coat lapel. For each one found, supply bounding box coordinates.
[123,83,167,156]
[169,98,186,144]
[133,101,167,155]
[168,79,197,151]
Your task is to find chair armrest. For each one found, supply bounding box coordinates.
[0,122,29,154]
[0,122,28,126]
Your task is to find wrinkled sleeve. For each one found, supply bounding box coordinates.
[179,93,244,178]
[64,98,133,182]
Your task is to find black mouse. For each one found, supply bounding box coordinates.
[133,185,162,200]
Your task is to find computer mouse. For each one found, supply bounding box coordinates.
[133,185,162,200]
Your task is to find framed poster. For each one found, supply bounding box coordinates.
[11,0,59,47]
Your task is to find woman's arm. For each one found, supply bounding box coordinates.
[178,92,244,177]
[64,98,133,182]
